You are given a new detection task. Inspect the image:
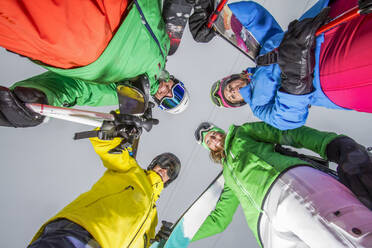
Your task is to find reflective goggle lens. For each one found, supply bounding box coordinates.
[159,83,185,110]
[211,81,223,107]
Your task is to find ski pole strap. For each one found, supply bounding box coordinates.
[74,130,100,140]
[255,49,278,66]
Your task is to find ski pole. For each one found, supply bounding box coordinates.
[26,103,114,127]
[316,6,360,36]
[206,0,228,28]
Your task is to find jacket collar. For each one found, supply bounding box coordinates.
[224,125,239,154]
[146,170,164,198]
[222,125,239,165]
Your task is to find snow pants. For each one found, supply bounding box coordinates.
[28,219,100,248]
[319,0,372,112]
[259,166,372,248]
[0,0,129,68]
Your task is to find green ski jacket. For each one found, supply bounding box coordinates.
[12,0,169,107]
[192,122,340,247]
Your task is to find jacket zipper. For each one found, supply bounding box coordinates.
[127,193,155,247]
[133,0,166,59]
[228,151,263,213]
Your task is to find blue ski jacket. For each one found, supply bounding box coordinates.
[229,0,348,130]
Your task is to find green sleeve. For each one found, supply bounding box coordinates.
[239,122,342,159]
[11,71,118,107]
[191,184,240,242]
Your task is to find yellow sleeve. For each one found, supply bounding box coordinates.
[89,136,138,172]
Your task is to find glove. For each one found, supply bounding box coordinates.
[359,0,372,15]
[188,0,216,43]
[278,8,330,95]
[112,102,159,132]
[150,221,173,244]
[97,120,142,141]
[0,86,47,127]
[326,136,372,209]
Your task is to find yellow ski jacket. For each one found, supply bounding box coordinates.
[31,137,164,248]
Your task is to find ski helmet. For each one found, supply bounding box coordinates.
[210,73,249,108]
[154,74,190,114]
[148,152,181,187]
[195,122,225,150]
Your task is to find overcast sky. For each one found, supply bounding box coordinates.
[1,0,371,247]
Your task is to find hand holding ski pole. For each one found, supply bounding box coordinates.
[327,137,372,209]
[0,86,48,127]
[277,7,330,95]
[111,102,159,132]
[150,220,173,245]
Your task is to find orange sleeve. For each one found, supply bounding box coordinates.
[0,0,128,68]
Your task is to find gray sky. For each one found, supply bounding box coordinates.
[0,0,371,247]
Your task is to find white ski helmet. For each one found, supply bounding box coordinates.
[154,75,190,114]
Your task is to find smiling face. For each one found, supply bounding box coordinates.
[152,165,170,183]
[154,79,175,101]
[223,78,247,104]
[204,131,225,152]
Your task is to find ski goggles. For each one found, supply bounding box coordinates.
[195,123,225,150]
[210,74,250,108]
[156,158,179,179]
[159,82,186,110]
[195,123,214,145]
[210,80,227,108]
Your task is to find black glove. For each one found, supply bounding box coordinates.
[96,120,142,141]
[112,102,159,132]
[327,136,372,209]
[278,8,330,95]
[0,86,47,127]
[150,221,173,244]
[359,0,372,15]
[188,0,216,43]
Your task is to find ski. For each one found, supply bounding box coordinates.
[209,2,261,62]
[208,2,369,62]
[163,0,194,55]
[151,172,224,248]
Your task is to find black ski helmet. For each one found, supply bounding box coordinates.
[148,152,181,187]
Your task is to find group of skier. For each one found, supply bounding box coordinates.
[0,0,372,247]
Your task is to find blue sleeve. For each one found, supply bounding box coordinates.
[240,67,314,131]
[228,1,283,45]
[251,91,313,130]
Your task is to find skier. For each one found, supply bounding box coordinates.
[0,0,196,129]
[190,0,372,130]
[192,121,372,248]
[26,122,181,248]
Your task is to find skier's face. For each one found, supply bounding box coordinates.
[223,79,247,104]
[154,79,175,101]
[204,131,224,152]
[152,165,170,183]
